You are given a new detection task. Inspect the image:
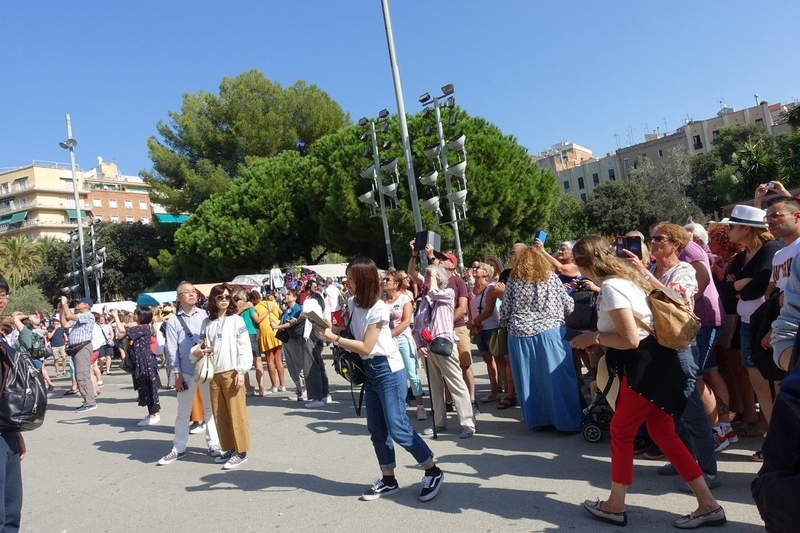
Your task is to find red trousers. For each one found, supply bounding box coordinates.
[610,377,702,485]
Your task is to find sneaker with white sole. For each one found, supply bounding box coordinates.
[361,479,400,501]
[189,422,206,434]
[419,469,444,501]
[214,449,235,464]
[222,452,248,470]
[713,431,729,452]
[416,405,428,421]
[323,395,333,403]
[75,404,97,413]
[208,446,222,457]
[157,450,186,466]
[721,423,739,443]
[137,415,160,427]
[305,400,326,408]
[278,386,287,392]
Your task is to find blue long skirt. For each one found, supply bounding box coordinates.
[507,327,581,432]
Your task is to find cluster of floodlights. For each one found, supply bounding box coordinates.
[357,110,401,218]
[417,84,468,223]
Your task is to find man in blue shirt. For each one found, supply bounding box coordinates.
[59,296,96,412]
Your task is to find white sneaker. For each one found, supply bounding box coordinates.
[222,452,248,470]
[208,445,222,457]
[137,415,160,427]
[278,386,287,392]
[305,400,326,408]
[417,405,428,421]
[323,395,333,404]
[189,422,206,434]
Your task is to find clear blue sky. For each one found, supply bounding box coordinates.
[2,1,798,176]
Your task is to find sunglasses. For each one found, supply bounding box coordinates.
[382,277,394,282]
[216,294,231,301]
[650,236,670,243]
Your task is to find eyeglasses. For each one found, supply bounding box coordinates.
[649,236,671,243]
[0,294,8,300]
[764,212,795,222]
[179,289,197,295]
[382,277,394,282]
[216,294,231,301]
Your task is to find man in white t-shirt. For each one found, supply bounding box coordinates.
[324,277,343,327]
[762,196,800,349]
[300,281,331,408]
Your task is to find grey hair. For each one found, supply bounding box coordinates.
[560,241,575,253]
[684,222,708,246]
[426,264,449,287]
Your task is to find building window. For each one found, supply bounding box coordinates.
[608,168,616,181]
[712,130,720,143]
[126,216,134,223]
[693,135,703,150]
[592,173,600,186]
[124,199,133,209]
[577,177,585,190]
[580,193,587,202]
[658,149,664,158]
[61,178,75,192]
[563,181,570,192]
[755,118,764,127]
[109,199,118,208]
[140,217,149,224]
[139,200,148,210]
[92,198,102,207]
[110,215,119,223]
[94,215,104,222]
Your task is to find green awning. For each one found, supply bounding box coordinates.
[0,215,10,225]
[65,209,91,219]
[5,211,27,224]
[155,213,189,224]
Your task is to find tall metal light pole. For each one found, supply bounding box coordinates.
[59,114,90,298]
[366,119,394,268]
[380,0,423,235]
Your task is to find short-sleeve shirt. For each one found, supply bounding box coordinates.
[49,327,66,348]
[387,293,412,335]
[651,261,698,310]
[597,278,653,340]
[68,312,96,345]
[771,237,800,291]
[680,241,723,327]
[239,307,257,335]
[447,275,469,328]
[348,297,403,371]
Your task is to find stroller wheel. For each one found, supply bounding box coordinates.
[598,413,613,431]
[583,423,603,443]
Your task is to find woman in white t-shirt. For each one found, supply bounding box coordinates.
[383,270,425,420]
[314,258,443,503]
[570,235,725,529]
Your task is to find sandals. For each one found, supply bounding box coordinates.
[496,396,517,410]
[751,450,764,462]
[64,389,79,396]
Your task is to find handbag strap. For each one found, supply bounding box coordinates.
[175,314,196,344]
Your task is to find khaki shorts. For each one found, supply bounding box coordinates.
[454,325,472,367]
[52,346,67,359]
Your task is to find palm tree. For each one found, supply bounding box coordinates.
[0,236,42,288]
[781,103,800,130]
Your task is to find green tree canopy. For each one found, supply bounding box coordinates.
[542,193,593,250]
[0,236,42,289]
[172,109,560,277]
[584,179,656,236]
[143,70,350,213]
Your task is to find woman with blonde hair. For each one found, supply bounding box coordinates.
[499,247,580,431]
[571,235,725,528]
[252,290,285,393]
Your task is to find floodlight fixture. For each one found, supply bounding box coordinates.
[423,143,441,159]
[59,138,77,149]
[381,140,391,150]
[446,160,467,178]
[380,157,398,172]
[362,147,372,159]
[424,125,434,136]
[359,165,376,179]
[441,84,455,96]
[419,170,439,186]
[378,109,390,119]
[360,132,370,142]
[380,122,389,133]
[448,114,457,127]
[419,92,431,104]
[444,96,455,109]
[358,117,368,127]
[423,107,433,119]
[357,190,376,204]
[381,183,398,198]
[421,196,440,212]
[446,132,466,151]
[447,189,468,206]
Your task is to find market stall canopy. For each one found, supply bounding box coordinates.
[230,274,270,287]
[294,263,349,279]
[137,291,178,306]
[194,283,221,296]
[91,301,136,314]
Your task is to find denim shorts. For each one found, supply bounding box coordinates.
[477,328,496,355]
[740,322,755,368]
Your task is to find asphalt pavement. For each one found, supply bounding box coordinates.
[22,357,766,532]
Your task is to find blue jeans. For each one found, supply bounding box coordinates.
[673,348,717,476]
[0,433,22,532]
[693,325,722,373]
[396,336,423,398]
[363,356,433,471]
[741,322,755,368]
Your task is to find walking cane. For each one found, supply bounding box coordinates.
[422,351,437,439]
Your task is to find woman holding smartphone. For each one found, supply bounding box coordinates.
[314,258,444,502]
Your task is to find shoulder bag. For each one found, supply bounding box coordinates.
[331,314,366,415]
[638,286,701,350]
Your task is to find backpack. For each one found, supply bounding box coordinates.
[637,287,701,350]
[0,340,48,432]
[25,330,47,360]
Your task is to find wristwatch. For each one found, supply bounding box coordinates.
[594,332,601,345]
[643,273,652,281]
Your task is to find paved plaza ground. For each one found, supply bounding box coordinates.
[22,358,766,532]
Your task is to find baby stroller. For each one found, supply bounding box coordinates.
[582,387,614,443]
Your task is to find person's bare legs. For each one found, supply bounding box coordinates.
[747,368,777,427]
[700,371,731,426]
[254,355,266,395]
[481,353,499,395]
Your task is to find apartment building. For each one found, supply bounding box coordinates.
[0,158,154,240]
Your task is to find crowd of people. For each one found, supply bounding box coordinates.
[5,181,800,530]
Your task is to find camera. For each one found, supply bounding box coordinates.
[615,236,643,259]
[765,183,775,189]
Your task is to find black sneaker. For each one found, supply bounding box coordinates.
[445,401,454,413]
[361,479,400,501]
[214,449,235,464]
[471,400,481,416]
[419,470,444,502]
